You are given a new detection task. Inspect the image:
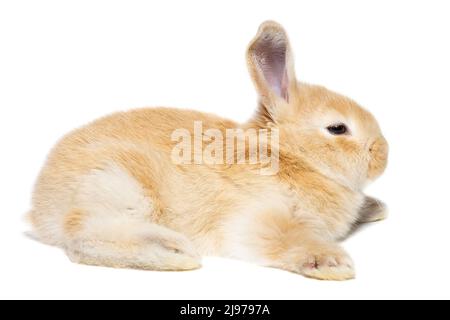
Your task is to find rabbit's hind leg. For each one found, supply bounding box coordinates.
[61,163,200,271]
[64,211,201,271]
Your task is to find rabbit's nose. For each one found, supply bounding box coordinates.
[367,136,388,180]
[369,136,388,155]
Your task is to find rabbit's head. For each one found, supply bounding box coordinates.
[247,21,388,190]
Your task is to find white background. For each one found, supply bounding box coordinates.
[1,0,449,300]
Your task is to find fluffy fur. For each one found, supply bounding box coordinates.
[28,21,388,280]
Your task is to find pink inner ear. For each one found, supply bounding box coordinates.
[254,34,289,101]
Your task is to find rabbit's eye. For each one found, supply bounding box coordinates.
[327,123,348,135]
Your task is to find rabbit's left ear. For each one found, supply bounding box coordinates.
[247,21,297,115]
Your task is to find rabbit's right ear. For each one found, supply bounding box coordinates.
[247,21,297,121]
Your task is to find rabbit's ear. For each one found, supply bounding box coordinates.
[247,21,297,110]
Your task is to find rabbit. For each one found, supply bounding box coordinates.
[28,21,388,280]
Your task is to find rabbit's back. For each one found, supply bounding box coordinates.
[28,107,239,246]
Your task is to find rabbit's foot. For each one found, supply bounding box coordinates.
[294,244,355,281]
[359,196,388,223]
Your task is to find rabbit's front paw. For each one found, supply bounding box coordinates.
[298,244,355,281]
[358,196,388,223]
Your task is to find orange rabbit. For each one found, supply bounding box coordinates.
[28,21,388,280]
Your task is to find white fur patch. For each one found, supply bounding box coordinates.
[75,164,153,221]
[221,185,294,265]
